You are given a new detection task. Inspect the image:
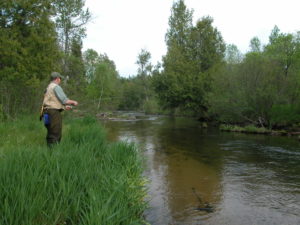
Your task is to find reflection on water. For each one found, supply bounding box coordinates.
[102,116,300,225]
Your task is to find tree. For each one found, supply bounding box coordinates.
[0,0,60,118]
[189,16,225,72]
[264,29,300,126]
[64,36,86,97]
[155,2,225,117]
[118,77,146,110]
[225,44,243,64]
[83,48,100,82]
[85,53,120,111]
[249,36,262,52]
[135,48,152,103]
[209,28,300,127]
[53,0,91,77]
[136,48,152,76]
[265,32,297,77]
[53,0,91,55]
[269,25,280,44]
[154,0,193,112]
[166,0,193,47]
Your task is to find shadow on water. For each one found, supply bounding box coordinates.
[103,115,300,225]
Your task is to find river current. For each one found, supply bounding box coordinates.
[103,114,300,225]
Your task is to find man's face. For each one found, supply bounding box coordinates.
[56,77,61,84]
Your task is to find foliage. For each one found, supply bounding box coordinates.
[249,36,262,52]
[118,75,159,113]
[189,16,225,72]
[118,77,145,110]
[0,0,60,118]
[63,36,88,107]
[83,48,100,82]
[225,44,243,64]
[0,116,147,224]
[136,48,152,76]
[118,50,160,113]
[154,0,225,118]
[0,0,91,119]
[84,52,121,111]
[155,0,193,111]
[209,26,300,128]
[53,0,91,55]
[270,104,300,127]
[2,0,300,130]
[52,0,90,86]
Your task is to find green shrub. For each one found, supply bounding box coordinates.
[270,104,300,127]
[143,99,160,114]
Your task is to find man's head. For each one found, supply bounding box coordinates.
[51,72,64,83]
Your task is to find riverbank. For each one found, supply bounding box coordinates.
[94,111,300,137]
[219,124,300,137]
[0,115,147,224]
[95,111,300,136]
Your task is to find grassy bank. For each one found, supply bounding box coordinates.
[219,124,290,136]
[220,124,271,134]
[0,116,147,225]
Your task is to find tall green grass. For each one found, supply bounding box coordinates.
[0,116,147,225]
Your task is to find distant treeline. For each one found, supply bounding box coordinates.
[1,0,300,128]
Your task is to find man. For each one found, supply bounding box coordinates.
[42,72,78,147]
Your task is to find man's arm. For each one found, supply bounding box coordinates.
[54,86,78,107]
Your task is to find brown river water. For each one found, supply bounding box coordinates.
[102,113,300,225]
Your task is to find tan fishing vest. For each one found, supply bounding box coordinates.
[43,82,64,110]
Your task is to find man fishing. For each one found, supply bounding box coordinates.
[41,72,78,147]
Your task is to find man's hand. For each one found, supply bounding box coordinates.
[65,105,73,110]
[65,99,78,106]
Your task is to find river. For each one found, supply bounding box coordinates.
[102,114,300,225]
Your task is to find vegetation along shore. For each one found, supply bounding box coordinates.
[0,116,147,224]
[219,124,300,137]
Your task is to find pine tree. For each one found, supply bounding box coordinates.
[0,0,60,117]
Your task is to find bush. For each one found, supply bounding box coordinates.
[143,99,160,114]
[270,104,300,127]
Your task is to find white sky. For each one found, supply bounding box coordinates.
[83,0,299,77]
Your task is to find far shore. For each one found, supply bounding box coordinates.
[219,124,300,137]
